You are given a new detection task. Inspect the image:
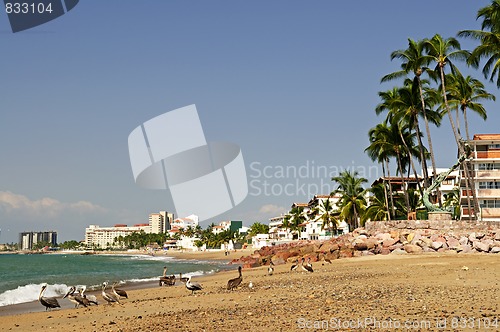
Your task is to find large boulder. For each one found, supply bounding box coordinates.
[473,241,490,252]
[490,247,500,254]
[404,244,423,254]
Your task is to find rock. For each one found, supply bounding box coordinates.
[410,233,422,245]
[457,244,472,253]
[419,237,432,247]
[390,248,407,255]
[365,238,379,250]
[459,236,469,246]
[382,238,397,247]
[380,248,391,255]
[494,232,500,241]
[404,244,423,254]
[475,232,485,240]
[423,247,436,253]
[431,241,443,250]
[473,241,490,252]
[390,230,400,239]
[375,232,392,241]
[446,237,460,249]
[490,247,500,254]
[339,248,353,258]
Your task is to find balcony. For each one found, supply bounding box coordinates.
[475,170,500,179]
[476,151,500,159]
[481,208,500,218]
[477,189,500,198]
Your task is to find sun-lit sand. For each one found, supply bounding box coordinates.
[0,252,498,332]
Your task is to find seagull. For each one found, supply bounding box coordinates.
[268,260,274,276]
[63,286,87,308]
[38,284,61,311]
[101,282,120,305]
[185,276,203,295]
[112,282,128,299]
[227,266,243,290]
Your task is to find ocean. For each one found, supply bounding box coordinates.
[0,253,227,307]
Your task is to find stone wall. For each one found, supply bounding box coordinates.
[365,219,498,236]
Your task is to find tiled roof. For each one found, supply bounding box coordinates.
[473,134,500,141]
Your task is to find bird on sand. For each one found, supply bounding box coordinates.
[38,284,61,311]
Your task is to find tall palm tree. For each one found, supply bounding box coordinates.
[381,38,439,188]
[459,0,500,87]
[331,171,367,231]
[446,73,495,141]
[424,34,480,220]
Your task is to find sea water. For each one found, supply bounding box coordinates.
[0,253,226,307]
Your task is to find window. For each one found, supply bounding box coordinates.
[478,163,500,170]
[480,200,500,208]
[479,182,500,189]
[488,144,500,150]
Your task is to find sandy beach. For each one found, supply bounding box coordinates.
[0,252,498,331]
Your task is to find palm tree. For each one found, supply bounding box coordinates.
[424,34,480,220]
[458,0,500,87]
[381,38,439,188]
[331,170,367,231]
[446,73,495,141]
[312,198,339,235]
[363,183,389,222]
[365,123,394,220]
[283,206,306,239]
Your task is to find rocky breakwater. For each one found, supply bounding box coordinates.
[231,227,500,268]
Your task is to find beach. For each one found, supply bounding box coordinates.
[0,252,498,331]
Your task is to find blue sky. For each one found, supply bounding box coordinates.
[1,0,498,243]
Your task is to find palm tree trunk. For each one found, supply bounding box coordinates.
[417,78,441,206]
[463,107,471,142]
[385,158,396,220]
[439,66,480,220]
[381,161,391,221]
[398,127,424,198]
[396,151,411,214]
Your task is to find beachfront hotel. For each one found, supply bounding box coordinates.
[461,134,500,222]
[84,210,174,249]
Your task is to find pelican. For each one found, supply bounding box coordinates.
[322,253,332,265]
[268,260,274,276]
[227,266,243,290]
[63,286,87,308]
[179,273,189,283]
[112,282,128,299]
[290,259,299,272]
[102,282,120,305]
[159,266,176,286]
[306,257,313,269]
[185,276,203,295]
[38,284,61,311]
[79,286,98,305]
[301,257,313,273]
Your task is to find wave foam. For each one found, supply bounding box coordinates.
[0,283,69,307]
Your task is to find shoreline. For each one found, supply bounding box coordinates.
[0,248,251,317]
[0,252,497,331]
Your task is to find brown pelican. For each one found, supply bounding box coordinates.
[63,286,87,308]
[322,253,332,265]
[79,286,98,305]
[301,257,313,273]
[101,282,120,305]
[290,259,299,272]
[38,284,61,311]
[112,282,128,299]
[227,266,243,290]
[268,260,274,276]
[185,276,203,295]
[159,266,176,286]
[179,273,189,283]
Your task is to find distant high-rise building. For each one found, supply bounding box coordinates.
[149,211,174,233]
[19,231,57,250]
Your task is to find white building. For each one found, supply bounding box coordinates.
[300,194,348,240]
[84,224,151,249]
[268,215,293,240]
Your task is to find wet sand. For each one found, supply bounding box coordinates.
[0,252,498,331]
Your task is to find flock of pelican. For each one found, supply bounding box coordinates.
[38,281,128,311]
[39,255,326,311]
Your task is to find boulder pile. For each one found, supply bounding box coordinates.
[230,225,500,268]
